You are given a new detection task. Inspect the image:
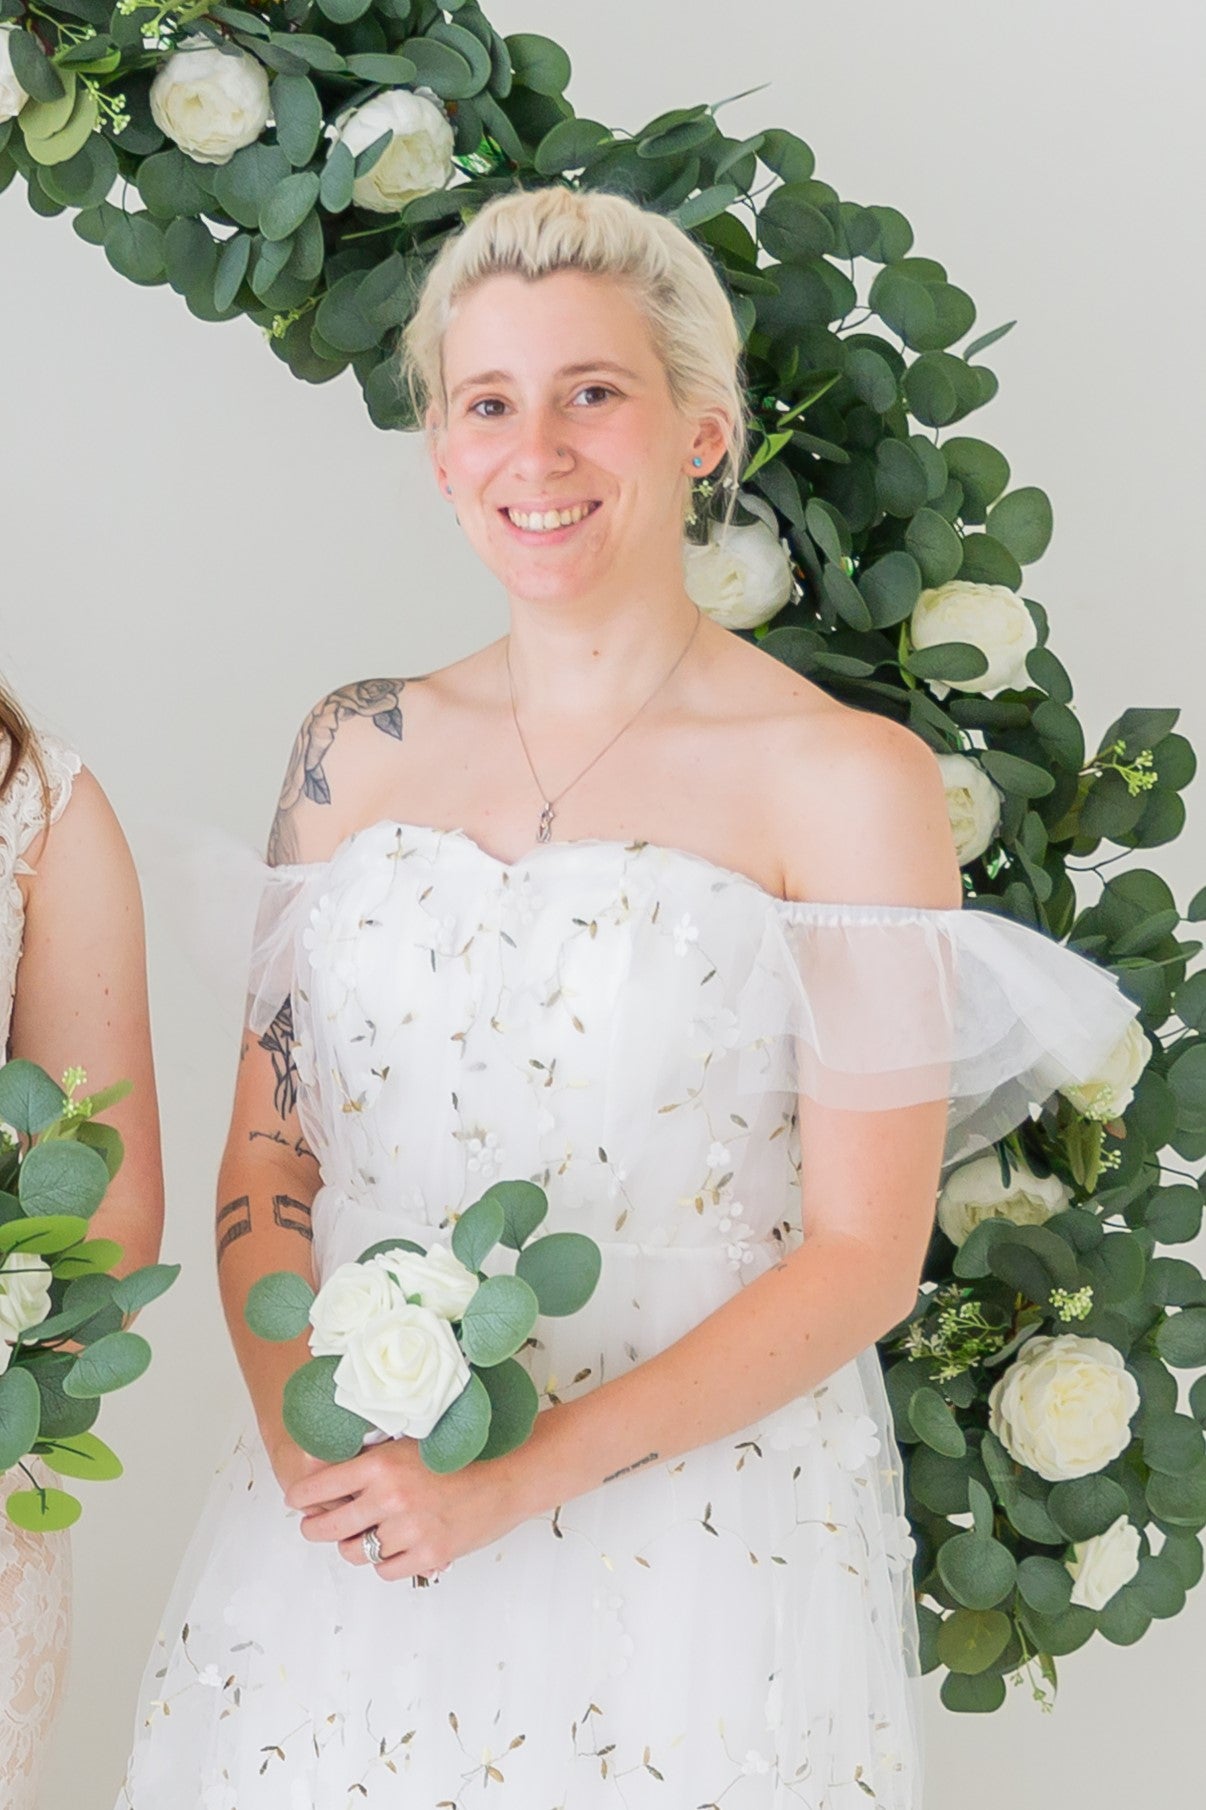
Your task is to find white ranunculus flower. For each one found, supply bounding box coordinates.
[1059,1017,1152,1123]
[937,1152,1072,1248]
[987,1333,1140,1482]
[683,492,795,629]
[1065,1512,1142,1610]
[369,1242,479,1322]
[910,580,1038,698]
[333,1303,470,1438]
[308,1259,400,1357]
[149,36,271,167]
[327,86,454,214]
[0,1254,53,1374]
[0,24,31,122]
[936,750,1002,865]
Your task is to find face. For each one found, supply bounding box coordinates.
[427,268,727,610]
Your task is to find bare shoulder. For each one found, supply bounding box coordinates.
[23,763,137,906]
[266,674,439,866]
[748,661,962,909]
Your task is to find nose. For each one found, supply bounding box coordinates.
[509,402,573,480]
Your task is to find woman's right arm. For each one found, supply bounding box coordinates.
[215,679,412,1492]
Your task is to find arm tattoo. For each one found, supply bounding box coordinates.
[259,996,300,1120]
[273,1194,313,1243]
[268,676,425,865]
[249,1127,317,1165]
[602,1452,660,1484]
[216,1196,252,1263]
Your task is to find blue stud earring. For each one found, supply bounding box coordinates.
[692,457,703,468]
[445,485,452,493]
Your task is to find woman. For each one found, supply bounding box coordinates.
[115,186,1138,1807]
[0,688,164,1807]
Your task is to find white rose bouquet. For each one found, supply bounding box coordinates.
[0,1059,179,1534]
[245,1181,600,1473]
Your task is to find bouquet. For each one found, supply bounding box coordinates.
[0,1057,179,1532]
[244,1178,600,1473]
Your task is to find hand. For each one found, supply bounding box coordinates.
[282,1436,527,1583]
[267,1434,353,1515]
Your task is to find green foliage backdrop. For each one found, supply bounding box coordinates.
[3,0,1204,1717]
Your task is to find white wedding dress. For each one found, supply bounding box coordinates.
[0,728,81,1809]
[115,818,1140,1809]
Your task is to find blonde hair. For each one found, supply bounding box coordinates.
[0,680,46,809]
[399,183,749,531]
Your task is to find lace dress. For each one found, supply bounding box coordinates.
[0,728,82,1809]
[115,819,1140,1810]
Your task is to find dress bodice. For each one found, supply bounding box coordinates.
[0,729,81,1053]
[247,817,1142,1285]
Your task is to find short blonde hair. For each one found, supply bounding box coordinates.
[399,183,749,529]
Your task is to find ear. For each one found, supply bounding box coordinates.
[689,409,733,479]
[425,403,448,490]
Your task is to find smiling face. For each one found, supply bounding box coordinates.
[426,267,727,612]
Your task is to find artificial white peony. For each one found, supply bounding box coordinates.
[327,86,454,214]
[308,1259,400,1357]
[0,24,31,122]
[910,580,1038,698]
[937,1151,1072,1248]
[987,1333,1140,1482]
[935,750,1002,865]
[1059,1017,1152,1123]
[683,492,795,629]
[1065,1512,1142,1610]
[369,1242,479,1321]
[333,1303,470,1438]
[0,1254,53,1375]
[149,36,271,167]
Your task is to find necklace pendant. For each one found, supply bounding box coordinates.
[537,801,555,843]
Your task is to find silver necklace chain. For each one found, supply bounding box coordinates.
[506,608,703,844]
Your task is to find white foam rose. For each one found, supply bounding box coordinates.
[987,1333,1140,1482]
[332,1303,470,1438]
[683,493,795,629]
[1059,1017,1151,1123]
[149,37,271,167]
[937,1152,1072,1248]
[936,751,1002,864]
[327,86,454,214]
[1064,1512,1142,1610]
[369,1242,478,1321]
[308,1260,399,1357]
[0,24,31,122]
[0,1254,53,1374]
[910,581,1038,698]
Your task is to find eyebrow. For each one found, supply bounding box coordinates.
[448,360,640,403]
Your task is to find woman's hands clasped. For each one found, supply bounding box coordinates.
[280,1436,527,1583]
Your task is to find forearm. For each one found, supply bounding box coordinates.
[502,1231,914,1518]
[216,1158,318,1459]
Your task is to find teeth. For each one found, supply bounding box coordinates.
[506,502,597,532]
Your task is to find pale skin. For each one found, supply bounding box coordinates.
[217,266,963,1582]
[10,767,165,1287]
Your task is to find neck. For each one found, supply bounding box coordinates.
[501,600,704,723]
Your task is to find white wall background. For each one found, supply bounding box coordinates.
[2,0,1203,1802]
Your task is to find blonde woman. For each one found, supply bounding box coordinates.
[0,688,163,1807]
[115,186,1138,1807]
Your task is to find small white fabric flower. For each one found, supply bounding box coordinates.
[149,36,271,167]
[740,1748,772,1776]
[706,1140,732,1170]
[671,913,699,957]
[196,1664,224,1689]
[464,1129,502,1179]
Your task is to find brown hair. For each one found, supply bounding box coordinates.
[0,682,47,806]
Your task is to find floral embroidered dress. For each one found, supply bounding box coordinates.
[115,818,1139,1810]
[0,728,81,1810]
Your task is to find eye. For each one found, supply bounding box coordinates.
[572,384,616,406]
[468,396,507,418]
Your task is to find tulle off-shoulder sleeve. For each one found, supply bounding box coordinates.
[244,860,324,1036]
[736,899,1144,1170]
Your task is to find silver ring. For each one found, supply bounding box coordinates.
[362,1526,383,1564]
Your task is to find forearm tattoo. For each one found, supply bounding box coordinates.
[602,1452,660,1484]
[267,676,424,865]
[259,997,300,1120]
[216,1196,251,1263]
[273,1194,313,1243]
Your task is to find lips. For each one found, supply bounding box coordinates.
[499,500,602,540]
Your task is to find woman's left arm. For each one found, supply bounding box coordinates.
[10,765,165,1277]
